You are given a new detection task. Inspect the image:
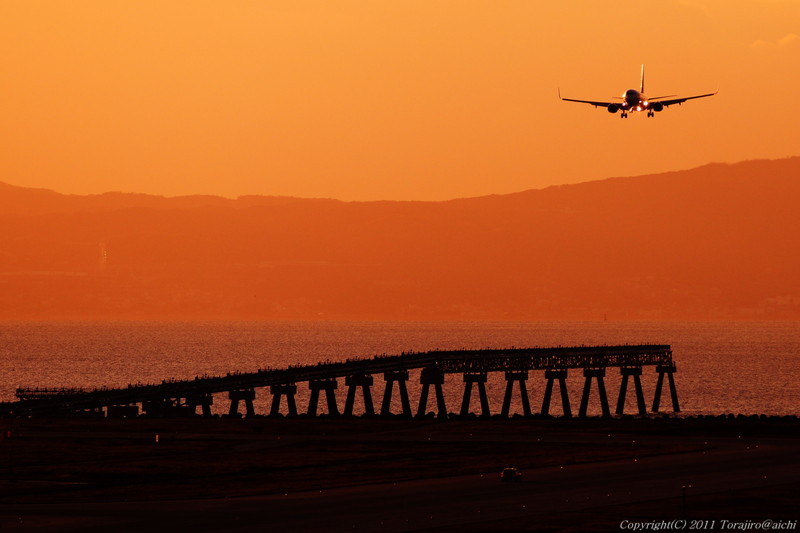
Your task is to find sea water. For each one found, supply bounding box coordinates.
[0,321,798,415]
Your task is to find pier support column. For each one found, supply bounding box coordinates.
[616,367,647,416]
[344,374,374,417]
[186,393,214,417]
[381,370,412,417]
[417,366,447,419]
[228,389,256,418]
[460,372,490,418]
[269,384,298,417]
[541,369,571,417]
[308,379,339,417]
[143,398,181,418]
[652,363,680,413]
[501,371,531,417]
[578,368,610,418]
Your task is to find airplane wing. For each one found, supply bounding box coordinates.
[558,89,614,108]
[649,91,717,107]
[559,97,616,108]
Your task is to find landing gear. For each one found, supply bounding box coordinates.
[647,111,654,118]
[620,112,628,119]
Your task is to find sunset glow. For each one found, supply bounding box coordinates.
[1,1,798,201]
[2,4,800,529]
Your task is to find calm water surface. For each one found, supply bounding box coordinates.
[0,321,798,415]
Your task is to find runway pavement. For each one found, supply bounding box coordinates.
[2,436,797,532]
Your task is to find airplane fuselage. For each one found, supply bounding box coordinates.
[614,88,662,116]
[624,89,644,108]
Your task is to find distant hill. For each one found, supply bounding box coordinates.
[0,181,335,216]
[1,157,799,320]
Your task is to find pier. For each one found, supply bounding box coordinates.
[1,345,679,419]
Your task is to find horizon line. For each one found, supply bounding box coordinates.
[3,155,798,204]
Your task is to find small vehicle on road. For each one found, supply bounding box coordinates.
[500,467,523,482]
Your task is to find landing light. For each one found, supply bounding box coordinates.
[643,101,649,106]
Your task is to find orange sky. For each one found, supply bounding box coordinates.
[1,1,798,201]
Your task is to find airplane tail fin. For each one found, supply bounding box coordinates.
[640,64,645,94]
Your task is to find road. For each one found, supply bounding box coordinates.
[1,438,797,532]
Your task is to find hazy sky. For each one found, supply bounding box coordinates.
[1,1,798,200]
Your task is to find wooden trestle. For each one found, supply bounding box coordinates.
[3,345,680,419]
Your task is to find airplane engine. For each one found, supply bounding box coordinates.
[651,102,664,112]
[607,104,619,114]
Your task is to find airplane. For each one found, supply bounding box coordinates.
[558,65,716,118]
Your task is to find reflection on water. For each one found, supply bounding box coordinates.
[0,321,798,415]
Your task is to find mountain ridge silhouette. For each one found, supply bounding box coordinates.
[1,156,798,320]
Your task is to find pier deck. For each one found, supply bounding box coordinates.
[1,345,678,418]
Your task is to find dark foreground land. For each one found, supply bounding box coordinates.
[0,416,798,532]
